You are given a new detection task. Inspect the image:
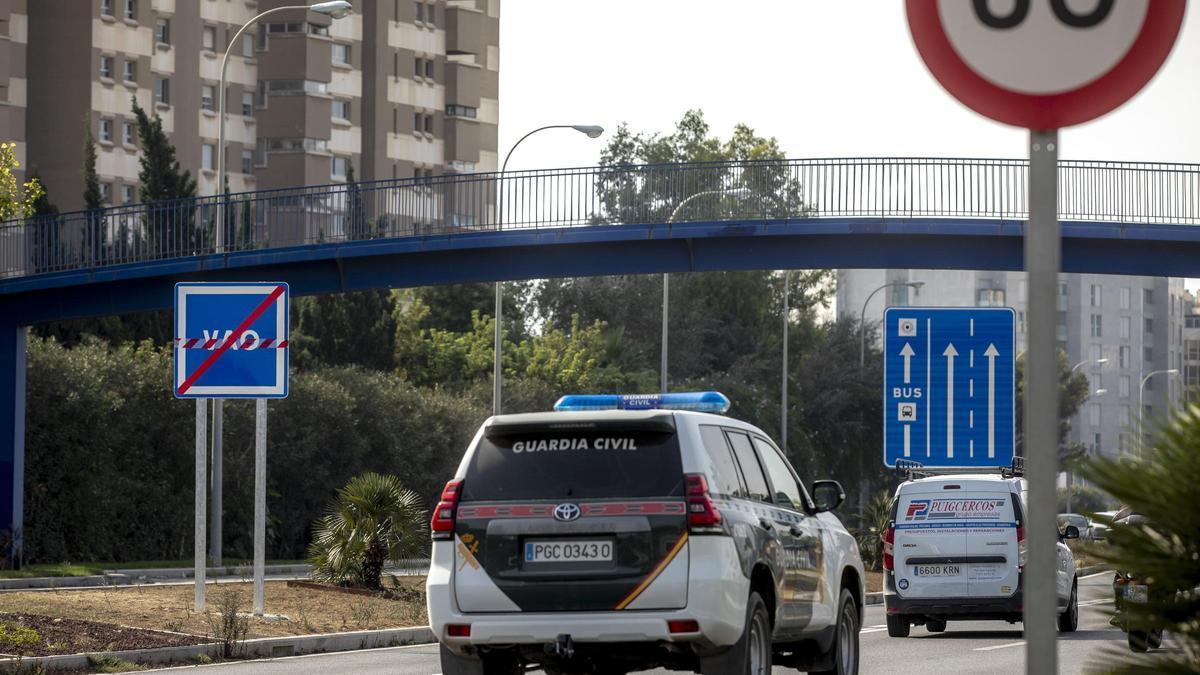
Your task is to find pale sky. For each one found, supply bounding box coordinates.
[498,1,1200,292]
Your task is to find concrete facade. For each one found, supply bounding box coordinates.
[0,0,499,211]
[838,269,1188,461]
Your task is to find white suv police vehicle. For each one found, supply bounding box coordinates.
[427,392,866,675]
[882,460,1080,637]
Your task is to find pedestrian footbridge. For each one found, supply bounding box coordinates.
[1,157,1199,549]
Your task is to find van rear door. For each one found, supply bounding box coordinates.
[893,487,968,599]
[453,413,689,613]
[962,489,1020,599]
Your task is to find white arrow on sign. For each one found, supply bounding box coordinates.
[985,343,999,459]
[943,343,958,458]
[900,342,916,384]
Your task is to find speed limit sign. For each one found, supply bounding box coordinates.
[906,0,1185,128]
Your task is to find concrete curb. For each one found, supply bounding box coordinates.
[0,565,311,591]
[1078,564,1112,577]
[865,591,883,606]
[0,625,434,671]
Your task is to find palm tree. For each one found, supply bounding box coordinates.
[1079,403,1200,672]
[308,473,426,589]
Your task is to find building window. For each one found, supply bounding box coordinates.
[331,156,348,178]
[155,77,170,105]
[260,80,328,96]
[124,0,136,21]
[1119,406,1131,426]
[100,182,111,204]
[123,60,136,83]
[201,85,215,112]
[242,91,254,116]
[1144,346,1154,368]
[155,18,170,45]
[260,137,329,153]
[1017,310,1026,334]
[1090,283,1102,307]
[263,21,328,36]
[1119,345,1130,369]
[255,138,267,166]
[1120,287,1131,309]
[241,150,253,175]
[1090,314,1102,337]
[413,112,423,132]
[332,43,351,66]
[414,56,434,79]
[201,144,215,171]
[976,288,1005,307]
[1120,375,1130,398]
[1089,403,1101,428]
[122,184,135,204]
[1120,316,1131,340]
[99,55,113,79]
[1144,318,1154,335]
[203,26,217,51]
[99,118,113,143]
[446,104,477,119]
[331,99,350,121]
[1057,282,1069,311]
[101,0,114,16]
[122,121,134,145]
[1143,288,1154,307]
[1187,339,1200,361]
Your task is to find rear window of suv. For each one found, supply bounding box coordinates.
[461,429,684,501]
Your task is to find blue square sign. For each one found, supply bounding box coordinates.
[883,307,1015,469]
[173,282,289,398]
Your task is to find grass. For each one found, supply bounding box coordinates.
[0,579,427,639]
[0,559,307,579]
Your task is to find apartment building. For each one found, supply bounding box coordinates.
[0,0,498,212]
[838,269,1189,460]
[1185,290,1200,405]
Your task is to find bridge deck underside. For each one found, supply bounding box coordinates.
[2,217,1199,325]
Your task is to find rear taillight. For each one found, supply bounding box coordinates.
[446,623,471,638]
[883,523,895,571]
[685,473,722,530]
[668,619,700,634]
[431,479,462,539]
[1017,526,1027,570]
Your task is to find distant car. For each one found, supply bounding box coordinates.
[1090,510,1121,542]
[427,391,866,675]
[1109,513,1164,652]
[883,464,1079,637]
[1057,513,1092,541]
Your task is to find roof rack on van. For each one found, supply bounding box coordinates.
[1000,456,1025,479]
[894,459,931,481]
[894,456,1026,481]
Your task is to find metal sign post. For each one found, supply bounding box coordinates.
[904,4,1184,671]
[210,399,222,567]
[1025,128,1059,673]
[175,282,289,619]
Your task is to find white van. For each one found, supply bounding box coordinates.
[882,469,1080,637]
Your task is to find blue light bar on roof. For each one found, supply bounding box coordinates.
[553,391,731,414]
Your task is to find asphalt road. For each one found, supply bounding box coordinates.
[149,572,1171,674]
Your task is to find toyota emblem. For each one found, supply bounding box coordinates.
[554,503,582,522]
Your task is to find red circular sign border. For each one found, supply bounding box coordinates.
[906,0,1186,129]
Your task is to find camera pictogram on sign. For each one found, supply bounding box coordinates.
[898,318,917,337]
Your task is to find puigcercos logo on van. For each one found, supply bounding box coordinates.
[904,498,1007,521]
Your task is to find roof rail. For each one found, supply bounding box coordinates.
[894,459,930,481]
[895,457,1025,481]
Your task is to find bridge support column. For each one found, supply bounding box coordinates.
[0,323,26,566]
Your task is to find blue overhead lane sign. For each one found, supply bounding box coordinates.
[173,282,290,398]
[883,307,1015,469]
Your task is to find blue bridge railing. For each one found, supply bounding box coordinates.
[2,157,1198,280]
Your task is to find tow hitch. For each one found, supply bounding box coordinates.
[551,633,575,660]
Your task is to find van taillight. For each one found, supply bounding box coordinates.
[1017,525,1027,570]
[431,479,462,539]
[685,474,722,531]
[883,523,895,571]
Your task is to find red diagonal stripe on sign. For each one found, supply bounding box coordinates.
[177,285,285,394]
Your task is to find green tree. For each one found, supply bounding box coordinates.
[27,169,61,273]
[1015,350,1090,458]
[1079,404,1200,671]
[307,473,425,589]
[131,97,198,251]
[291,290,398,371]
[82,124,102,212]
[0,142,43,222]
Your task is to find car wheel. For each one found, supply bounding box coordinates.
[700,591,772,675]
[810,588,860,675]
[1057,581,1079,632]
[886,614,910,638]
[926,619,947,633]
[1128,629,1155,652]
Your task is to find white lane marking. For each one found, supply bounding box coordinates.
[1081,571,1113,580]
[868,624,887,628]
[1079,598,1113,607]
[974,641,1025,651]
[861,627,889,634]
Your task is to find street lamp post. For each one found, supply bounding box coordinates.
[1066,386,1107,513]
[1071,357,1109,373]
[1137,368,1179,457]
[660,187,751,393]
[206,0,351,611]
[492,125,604,415]
[858,280,925,368]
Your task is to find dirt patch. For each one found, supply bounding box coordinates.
[0,579,427,640]
[865,570,883,593]
[0,613,206,657]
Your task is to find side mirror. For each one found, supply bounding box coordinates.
[811,480,845,513]
[1061,524,1080,540]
